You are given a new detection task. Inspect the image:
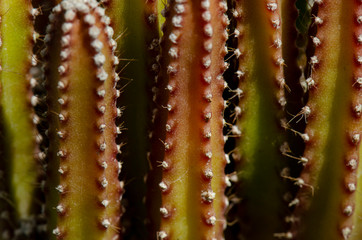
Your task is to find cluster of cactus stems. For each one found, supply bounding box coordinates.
[1,0,362,239]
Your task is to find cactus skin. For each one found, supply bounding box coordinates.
[0,0,44,237]
[230,0,289,238]
[155,0,228,239]
[209,1,229,237]
[43,1,122,239]
[287,1,362,239]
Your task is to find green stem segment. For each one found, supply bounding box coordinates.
[232,0,289,238]
[0,0,41,236]
[104,0,151,237]
[290,1,362,239]
[44,1,121,239]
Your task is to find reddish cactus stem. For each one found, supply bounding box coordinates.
[289,1,362,239]
[157,0,227,239]
[209,0,228,237]
[44,1,121,239]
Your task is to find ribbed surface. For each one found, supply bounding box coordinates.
[232,0,288,238]
[44,1,121,239]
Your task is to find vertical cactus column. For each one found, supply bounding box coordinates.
[43,1,122,239]
[156,0,228,239]
[103,0,154,237]
[231,0,289,238]
[209,0,229,238]
[288,1,362,240]
[0,0,42,237]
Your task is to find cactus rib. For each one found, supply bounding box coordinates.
[0,0,44,237]
[231,0,289,238]
[289,1,362,239]
[157,0,227,239]
[43,1,121,239]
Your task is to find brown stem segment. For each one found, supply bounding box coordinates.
[44,1,121,239]
[209,1,228,238]
[157,0,227,239]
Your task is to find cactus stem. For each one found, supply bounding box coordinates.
[44,1,121,239]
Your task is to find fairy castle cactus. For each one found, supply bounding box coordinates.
[42,1,122,239]
[2,0,362,239]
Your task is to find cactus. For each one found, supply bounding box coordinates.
[102,0,159,237]
[287,1,362,240]
[42,1,121,239]
[226,1,290,238]
[0,0,43,238]
[153,1,228,239]
[2,0,362,240]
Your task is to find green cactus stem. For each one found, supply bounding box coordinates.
[230,0,289,238]
[43,1,122,239]
[287,1,362,239]
[103,0,154,236]
[0,0,43,237]
[155,0,228,239]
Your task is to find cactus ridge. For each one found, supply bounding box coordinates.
[43,1,122,239]
[143,0,166,238]
[156,0,228,239]
[230,0,290,238]
[0,0,46,238]
[287,1,362,239]
[209,0,229,238]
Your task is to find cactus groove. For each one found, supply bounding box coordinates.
[104,0,153,237]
